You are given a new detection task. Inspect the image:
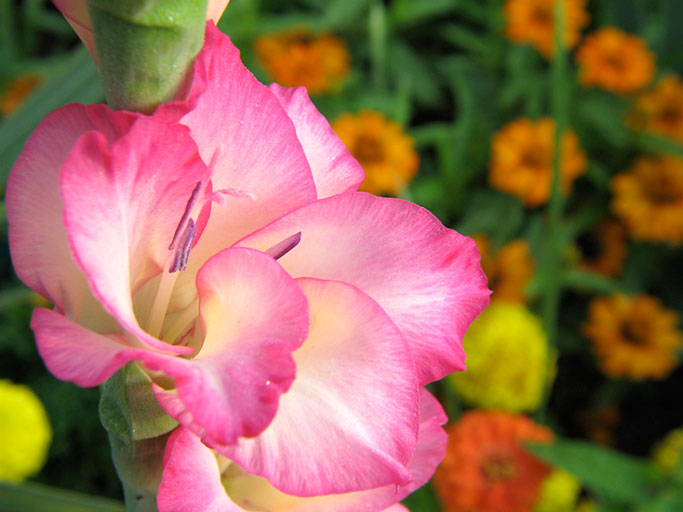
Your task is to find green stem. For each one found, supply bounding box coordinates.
[368,0,387,91]
[538,0,569,421]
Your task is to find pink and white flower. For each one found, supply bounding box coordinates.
[7,23,489,509]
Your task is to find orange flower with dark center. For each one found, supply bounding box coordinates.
[254,29,349,95]
[584,295,683,380]
[504,0,589,57]
[611,156,683,244]
[332,110,419,196]
[578,219,627,277]
[490,118,586,207]
[434,410,553,512]
[474,235,534,302]
[576,27,655,95]
[630,75,683,143]
[0,75,42,117]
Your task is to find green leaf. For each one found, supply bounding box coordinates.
[99,363,177,443]
[456,190,525,243]
[527,438,659,504]
[0,46,103,186]
[401,482,441,512]
[563,269,622,294]
[0,481,123,512]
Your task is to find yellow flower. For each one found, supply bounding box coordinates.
[584,294,683,380]
[490,118,586,207]
[474,235,534,302]
[534,469,581,512]
[611,155,683,244]
[504,0,589,58]
[578,219,627,277]
[630,74,683,143]
[449,302,548,412]
[575,27,655,95]
[652,427,683,474]
[0,380,52,482]
[254,29,349,95]
[332,110,419,196]
[0,75,41,117]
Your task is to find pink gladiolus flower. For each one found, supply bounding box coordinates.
[7,23,489,508]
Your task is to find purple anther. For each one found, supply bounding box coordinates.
[169,219,197,273]
[169,182,202,250]
[264,232,302,260]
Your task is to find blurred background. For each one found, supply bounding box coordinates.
[1,1,682,511]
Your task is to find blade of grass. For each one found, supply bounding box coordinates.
[0,481,124,512]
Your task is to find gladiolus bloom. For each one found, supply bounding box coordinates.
[7,23,489,508]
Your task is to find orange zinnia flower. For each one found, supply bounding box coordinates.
[332,110,419,196]
[630,75,683,143]
[474,235,534,302]
[575,27,655,95]
[578,219,627,277]
[0,75,41,117]
[611,156,683,244]
[504,0,589,57]
[254,29,349,95]
[490,118,586,207]
[434,410,553,512]
[584,295,683,380]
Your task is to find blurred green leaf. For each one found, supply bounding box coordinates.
[388,0,460,28]
[563,269,622,294]
[456,190,525,243]
[0,46,103,185]
[0,481,123,512]
[401,482,441,512]
[528,438,659,504]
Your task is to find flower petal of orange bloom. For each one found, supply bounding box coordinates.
[630,74,683,143]
[576,27,655,95]
[434,410,553,512]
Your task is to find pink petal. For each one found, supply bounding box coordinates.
[158,427,242,512]
[159,390,446,512]
[178,24,317,268]
[31,307,146,387]
[207,0,231,24]
[222,277,418,496]
[7,103,136,315]
[237,192,490,384]
[53,0,97,60]
[268,85,364,198]
[60,113,209,352]
[147,248,309,446]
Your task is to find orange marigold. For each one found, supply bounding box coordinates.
[332,110,419,196]
[575,27,655,95]
[611,155,683,244]
[254,29,349,95]
[473,235,534,302]
[490,118,586,207]
[584,294,683,380]
[0,75,41,117]
[504,0,589,57]
[630,75,683,143]
[434,410,553,512]
[578,219,627,277]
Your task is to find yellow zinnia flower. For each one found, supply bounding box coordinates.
[254,29,349,95]
[611,155,683,244]
[504,0,589,58]
[449,302,548,412]
[584,294,683,380]
[0,380,52,482]
[332,110,419,196]
[490,117,586,207]
[575,27,655,95]
[652,427,683,474]
[534,469,581,512]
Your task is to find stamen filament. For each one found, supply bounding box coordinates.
[162,301,199,344]
[147,267,180,339]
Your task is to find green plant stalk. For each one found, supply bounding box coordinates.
[369,0,387,91]
[538,0,569,420]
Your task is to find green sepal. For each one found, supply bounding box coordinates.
[99,362,177,444]
[86,0,208,112]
